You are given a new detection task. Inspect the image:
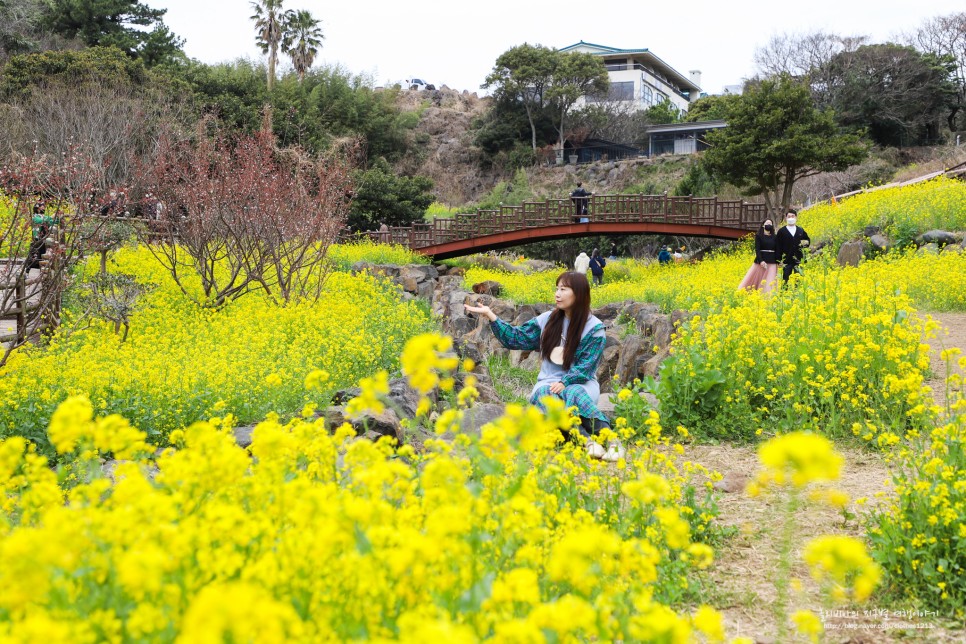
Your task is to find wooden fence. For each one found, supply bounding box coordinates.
[0,258,56,346]
[367,194,768,250]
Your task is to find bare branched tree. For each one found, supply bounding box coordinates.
[134,127,355,307]
[2,80,193,185]
[909,12,966,130]
[754,30,868,108]
[0,148,112,367]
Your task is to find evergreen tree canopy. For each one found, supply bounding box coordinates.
[41,0,183,64]
[702,75,866,212]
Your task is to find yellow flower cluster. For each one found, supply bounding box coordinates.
[803,535,882,602]
[866,355,966,613]
[751,431,842,490]
[400,332,459,395]
[661,268,931,441]
[0,246,434,450]
[0,372,731,642]
[328,239,429,269]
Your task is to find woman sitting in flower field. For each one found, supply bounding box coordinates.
[465,272,623,461]
[737,218,779,293]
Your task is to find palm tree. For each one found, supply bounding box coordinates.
[282,10,324,83]
[250,0,291,91]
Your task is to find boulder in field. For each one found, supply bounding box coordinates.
[836,241,863,267]
[916,230,958,246]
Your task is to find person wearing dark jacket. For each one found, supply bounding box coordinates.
[776,209,810,284]
[588,248,606,286]
[570,182,591,223]
[738,219,779,292]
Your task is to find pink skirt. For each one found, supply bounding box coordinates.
[738,262,778,293]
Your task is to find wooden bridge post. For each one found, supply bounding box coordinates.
[15,272,26,345]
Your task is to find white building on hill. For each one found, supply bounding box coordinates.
[559,41,701,114]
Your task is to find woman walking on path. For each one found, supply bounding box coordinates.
[589,248,606,286]
[464,272,623,461]
[738,219,779,293]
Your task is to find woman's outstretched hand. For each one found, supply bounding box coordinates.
[464,300,497,322]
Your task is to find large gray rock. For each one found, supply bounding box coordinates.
[837,241,864,267]
[613,335,651,386]
[233,425,255,448]
[333,376,423,420]
[916,230,959,246]
[457,403,507,437]
[598,345,622,391]
[917,243,940,256]
[522,260,557,274]
[643,346,671,376]
[472,280,502,296]
[869,233,891,253]
[327,406,403,443]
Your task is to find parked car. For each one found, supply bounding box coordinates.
[405,78,436,91]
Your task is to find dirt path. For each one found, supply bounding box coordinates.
[921,312,966,409]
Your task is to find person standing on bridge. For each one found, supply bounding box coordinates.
[464,272,623,462]
[738,218,779,293]
[776,209,810,284]
[589,248,606,286]
[570,182,591,223]
[574,251,590,275]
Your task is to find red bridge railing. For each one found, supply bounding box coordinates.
[370,194,767,250]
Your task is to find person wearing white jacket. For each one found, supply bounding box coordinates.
[574,251,590,274]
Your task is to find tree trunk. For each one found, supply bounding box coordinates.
[780,174,796,212]
[268,44,277,91]
[100,250,107,274]
[524,105,537,151]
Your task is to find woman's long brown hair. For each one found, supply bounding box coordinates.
[540,272,591,369]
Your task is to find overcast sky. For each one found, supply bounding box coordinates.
[156,0,964,96]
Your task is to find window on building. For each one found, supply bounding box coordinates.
[589,81,635,103]
[641,84,653,106]
[606,81,635,101]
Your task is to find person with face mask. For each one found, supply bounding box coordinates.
[776,208,810,284]
[738,218,779,292]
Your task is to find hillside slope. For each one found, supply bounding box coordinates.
[392,88,499,205]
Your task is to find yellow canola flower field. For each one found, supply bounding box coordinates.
[658,267,933,442]
[0,245,434,451]
[465,247,966,314]
[467,249,944,442]
[802,177,966,245]
[0,356,731,643]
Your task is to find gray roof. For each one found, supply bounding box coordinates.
[559,41,700,92]
[644,120,727,135]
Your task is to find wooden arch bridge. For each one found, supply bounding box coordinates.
[370,194,768,259]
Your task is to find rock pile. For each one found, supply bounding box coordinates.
[833,228,965,267]
[435,277,687,392]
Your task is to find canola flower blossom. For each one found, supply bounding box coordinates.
[751,431,843,491]
[803,535,882,602]
[0,363,732,642]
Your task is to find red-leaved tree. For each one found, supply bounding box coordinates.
[135,128,355,306]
